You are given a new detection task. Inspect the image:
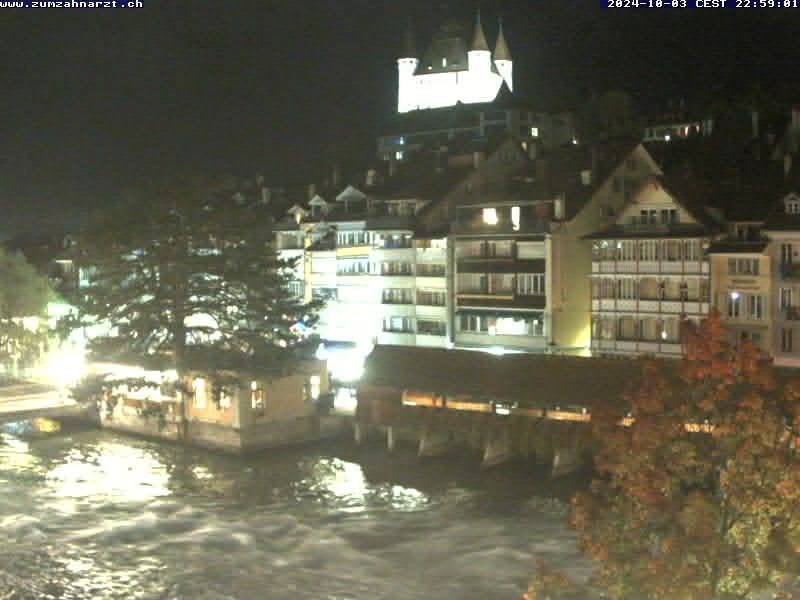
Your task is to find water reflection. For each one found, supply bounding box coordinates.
[45,441,171,502]
[0,429,589,600]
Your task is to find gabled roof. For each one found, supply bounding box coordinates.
[583,175,723,240]
[513,137,643,221]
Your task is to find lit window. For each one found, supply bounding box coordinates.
[395,151,404,161]
[192,377,207,409]
[482,208,498,225]
[441,57,447,68]
[310,375,321,401]
[511,206,521,231]
[250,380,264,416]
[530,127,539,138]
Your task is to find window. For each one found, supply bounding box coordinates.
[511,206,521,231]
[782,244,793,265]
[618,278,638,300]
[517,273,545,296]
[781,288,793,310]
[482,208,498,225]
[416,290,446,306]
[381,262,412,276]
[684,240,701,261]
[640,209,658,224]
[337,231,371,247]
[417,320,446,336]
[619,241,636,261]
[660,209,678,225]
[728,293,742,319]
[382,288,413,304]
[441,57,447,68]
[679,281,689,301]
[383,316,414,333]
[530,126,539,138]
[459,314,488,333]
[337,259,370,275]
[728,258,759,275]
[663,240,682,261]
[639,240,659,261]
[782,328,794,352]
[417,263,445,277]
[251,381,264,416]
[787,200,800,214]
[192,377,207,409]
[748,295,763,320]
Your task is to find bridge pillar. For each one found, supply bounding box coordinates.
[481,426,514,469]
[418,426,455,457]
[386,426,396,451]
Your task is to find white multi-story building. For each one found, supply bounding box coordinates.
[588,177,717,357]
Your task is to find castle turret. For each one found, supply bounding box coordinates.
[467,10,491,76]
[397,19,419,113]
[493,18,513,91]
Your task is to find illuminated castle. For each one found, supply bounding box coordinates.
[397,13,513,114]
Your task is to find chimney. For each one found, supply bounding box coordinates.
[365,168,377,187]
[307,183,317,202]
[580,169,592,186]
[261,186,272,205]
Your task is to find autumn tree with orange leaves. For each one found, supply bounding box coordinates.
[568,311,800,600]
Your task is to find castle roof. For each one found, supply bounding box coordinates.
[400,19,416,59]
[494,20,511,61]
[469,12,490,52]
[419,20,469,74]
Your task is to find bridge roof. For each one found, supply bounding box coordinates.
[360,345,650,412]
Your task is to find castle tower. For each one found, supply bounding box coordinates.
[467,10,491,76]
[397,19,419,113]
[493,18,513,91]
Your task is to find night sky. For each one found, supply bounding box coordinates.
[0,0,797,236]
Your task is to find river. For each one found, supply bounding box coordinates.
[0,425,591,600]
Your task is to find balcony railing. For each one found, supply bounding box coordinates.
[457,288,514,296]
[382,298,413,305]
[781,307,800,321]
[781,263,800,280]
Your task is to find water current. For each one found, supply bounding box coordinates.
[0,426,591,600]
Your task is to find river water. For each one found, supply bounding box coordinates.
[0,426,591,600]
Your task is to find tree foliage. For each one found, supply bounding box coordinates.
[571,311,800,600]
[0,248,52,367]
[62,176,321,377]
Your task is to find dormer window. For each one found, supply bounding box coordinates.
[787,200,800,215]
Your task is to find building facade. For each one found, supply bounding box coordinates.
[588,177,715,357]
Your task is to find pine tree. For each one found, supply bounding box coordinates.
[570,310,800,600]
[62,176,321,380]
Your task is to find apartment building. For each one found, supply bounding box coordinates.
[588,177,718,357]
[764,190,800,366]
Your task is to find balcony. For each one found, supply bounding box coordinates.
[781,307,800,321]
[781,263,800,280]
